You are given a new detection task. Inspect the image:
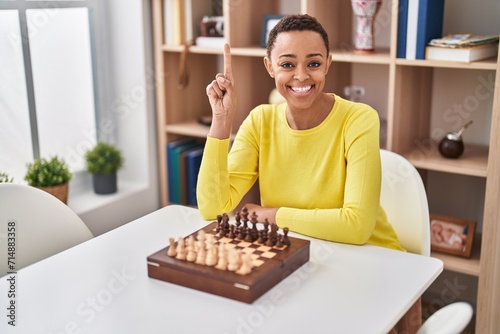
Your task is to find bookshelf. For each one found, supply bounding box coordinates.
[150,0,500,332]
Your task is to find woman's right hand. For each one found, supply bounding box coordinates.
[206,43,237,139]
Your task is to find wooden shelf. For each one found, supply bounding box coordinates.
[396,57,497,70]
[402,144,489,178]
[163,44,392,63]
[331,48,391,64]
[166,121,235,140]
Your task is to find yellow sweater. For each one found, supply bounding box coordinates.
[197,94,404,251]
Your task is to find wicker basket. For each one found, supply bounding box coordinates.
[38,182,69,204]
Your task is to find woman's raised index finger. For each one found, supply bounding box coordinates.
[223,43,233,81]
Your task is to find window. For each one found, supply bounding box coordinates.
[0,1,102,182]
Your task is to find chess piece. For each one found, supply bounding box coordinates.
[205,242,217,266]
[244,227,253,242]
[276,234,283,248]
[241,207,249,229]
[186,236,196,262]
[227,249,239,272]
[215,214,223,233]
[228,224,235,239]
[195,241,206,265]
[175,237,186,260]
[236,253,252,275]
[282,227,291,246]
[167,237,177,257]
[215,243,228,270]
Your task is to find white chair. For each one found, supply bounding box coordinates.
[417,301,474,334]
[0,183,93,276]
[380,150,474,333]
[380,149,431,256]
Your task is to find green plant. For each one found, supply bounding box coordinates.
[0,172,13,183]
[85,142,124,175]
[24,156,72,187]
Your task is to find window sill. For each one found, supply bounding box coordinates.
[68,180,149,216]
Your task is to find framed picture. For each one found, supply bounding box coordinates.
[261,15,285,48]
[430,214,476,258]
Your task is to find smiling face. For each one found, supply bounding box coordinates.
[264,30,332,112]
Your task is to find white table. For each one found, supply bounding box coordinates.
[0,205,442,334]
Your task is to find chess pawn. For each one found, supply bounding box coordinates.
[167,237,177,257]
[197,229,206,243]
[195,242,206,265]
[227,249,239,272]
[186,236,196,262]
[205,242,217,266]
[236,253,252,275]
[215,243,228,270]
[175,237,186,261]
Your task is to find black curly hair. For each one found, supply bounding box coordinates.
[266,14,330,57]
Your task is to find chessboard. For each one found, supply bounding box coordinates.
[147,209,310,303]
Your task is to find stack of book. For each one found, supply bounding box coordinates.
[397,0,445,60]
[166,139,204,206]
[425,34,499,63]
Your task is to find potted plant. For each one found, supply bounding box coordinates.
[0,172,13,183]
[85,142,124,194]
[24,156,72,203]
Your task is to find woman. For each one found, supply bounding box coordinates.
[198,14,403,251]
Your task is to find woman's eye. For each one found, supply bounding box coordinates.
[280,62,294,68]
[309,61,321,68]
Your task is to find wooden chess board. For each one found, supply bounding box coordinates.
[147,222,310,303]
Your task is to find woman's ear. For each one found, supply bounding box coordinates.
[325,53,333,75]
[263,56,274,78]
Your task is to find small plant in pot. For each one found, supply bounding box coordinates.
[24,156,72,203]
[85,142,124,195]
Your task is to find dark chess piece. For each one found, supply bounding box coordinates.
[250,212,259,242]
[215,214,223,233]
[276,234,283,248]
[235,211,241,227]
[222,213,230,235]
[263,219,270,234]
[282,227,291,246]
[241,207,249,229]
[237,226,246,240]
[244,227,253,242]
[228,225,235,239]
[257,230,265,244]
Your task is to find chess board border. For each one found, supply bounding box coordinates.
[147,222,310,303]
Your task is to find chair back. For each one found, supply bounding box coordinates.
[0,183,93,276]
[380,150,431,256]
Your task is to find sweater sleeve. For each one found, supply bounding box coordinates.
[196,121,259,219]
[276,107,383,245]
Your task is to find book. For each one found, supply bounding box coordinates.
[164,0,186,45]
[185,147,204,206]
[414,0,445,59]
[396,0,409,58]
[405,0,419,60]
[425,43,499,62]
[429,34,499,48]
[405,0,445,60]
[166,139,198,203]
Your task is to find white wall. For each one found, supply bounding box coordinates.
[75,0,160,236]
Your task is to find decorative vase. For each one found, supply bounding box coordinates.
[92,172,118,195]
[351,0,382,53]
[38,182,69,204]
